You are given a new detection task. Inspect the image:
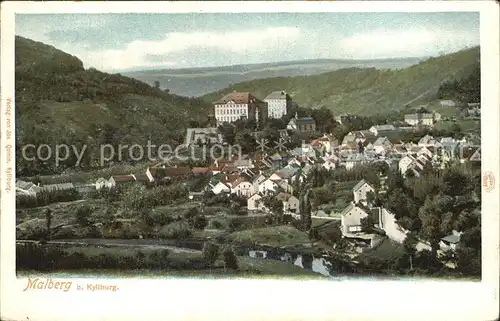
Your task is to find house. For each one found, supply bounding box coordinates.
[404,114,420,126]
[276,179,294,194]
[391,144,408,157]
[258,178,279,194]
[95,178,108,190]
[421,113,438,126]
[75,184,96,194]
[231,178,254,198]
[146,166,192,182]
[352,180,375,205]
[418,135,438,148]
[284,195,300,213]
[185,127,222,146]
[264,90,292,119]
[322,158,337,171]
[439,230,463,251]
[440,100,457,108]
[212,181,231,195]
[188,191,205,201]
[417,146,435,159]
[405,112,440,127]
[377,208,408,244]
[345,154,369,170]
[398,155,416,176]
[287,113,316,133]
[191,167,212,176]
[311,134,339,153]
[373,137,393,155]
[467,102,481,116]
[132,173,150,184]
[233,159,254,170]
[460,146,481,163]
[275,192,300,213]
[340,203,369,235]
[252,173,268,193]
[334,113,357,124]
[247,193,265,211]
[15,180,39,197]
[108,175,135,188]
[213,91,267,125]
[369,124,397,136]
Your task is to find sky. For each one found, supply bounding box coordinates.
[15,12,480,72]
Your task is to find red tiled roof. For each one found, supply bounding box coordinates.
[111,175,135,183]
[192,167,212,174]
[148,167,191,179]
[213,92,263,105]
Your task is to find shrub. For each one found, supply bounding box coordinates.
[75,205,93,226]
[222,246,238,270]
[158,221,192,239]
[192,215,208,230]
[202,242,220,267]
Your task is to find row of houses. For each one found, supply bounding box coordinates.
[337,179,461,253]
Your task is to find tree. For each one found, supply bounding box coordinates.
[202,242,220,269]
[222,246,238,271]
[360,215,375,233]
[45,208,53,241]
[154,80,160,89]
[76,205,93,227]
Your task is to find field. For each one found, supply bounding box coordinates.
[228,226,311,248]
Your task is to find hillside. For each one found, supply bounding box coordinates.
[201,47,480,116]
[15,36,211,177]
[123,57,421,97]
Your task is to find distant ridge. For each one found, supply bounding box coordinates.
[201,46,480,116]
[123,57,424,97]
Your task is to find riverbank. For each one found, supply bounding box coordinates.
[16,241,325,279]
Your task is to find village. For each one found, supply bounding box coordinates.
[15,89,481,271]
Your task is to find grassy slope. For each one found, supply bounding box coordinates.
[202,47,480,116]
[228,225,311,247]
[15,36,211,175]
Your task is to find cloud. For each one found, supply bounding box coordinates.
[336,28,478,59]
[82,27,301,71]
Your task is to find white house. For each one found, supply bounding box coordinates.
[369,124,397,136]
[252,173,268,192]
[373,137,393,155]
[345,154,369,170]
[264,90,291,119]
[247,193,264,211]
[95,177,108,190]
[15,180,39,197]
[352,179,375,205]
[399,155,416,175]
[439,230,463,251]
[378,208,408,244]
[231,179,254,198]
[322,158,337,171]
[213,91,266,125]
[284,195,300,213]
[258,178,279,194]
[340,203,369,235]
[276,192,300,213]
[418,135,439,148]
[440,100,456,108]
[212,181,231,195]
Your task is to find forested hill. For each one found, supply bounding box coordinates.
[202,46,480,116]
[15,36,211,176]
